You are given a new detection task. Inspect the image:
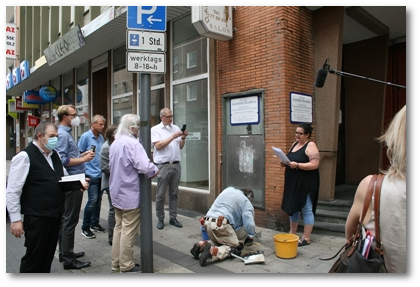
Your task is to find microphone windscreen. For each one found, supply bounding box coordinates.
[314,68,328,88]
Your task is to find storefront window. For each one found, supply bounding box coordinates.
[172,14,209,190]
[112,45,133,124]
[75,63,90,140]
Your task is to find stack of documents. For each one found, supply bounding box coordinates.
[272,146,290,164]
[59,173,85,191]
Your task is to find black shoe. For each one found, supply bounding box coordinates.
[190,243,201,259]
[63,259,91,270]
[169,218,183,228]
[81,228,96,239]
[90,224,107,233]
[59,251,85,262]
[199,243,211,267]
[121,263,141,273]
[157,219,164,230]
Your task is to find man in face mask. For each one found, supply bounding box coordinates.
[6,121,88,272]
[56,105,94,270]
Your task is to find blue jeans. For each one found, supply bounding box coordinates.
[289,194,314,225]
[82,177,102,230]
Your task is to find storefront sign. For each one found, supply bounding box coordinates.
[12,67,21,86]
[6,23,17,59]
[39,85,58,103]
[6,73,13,90]
[20,60,30,81]
[23,90,44,104]
[43,25,86,66]
[28,115,40,127]
[15,98,30,111]
[192,6,233,41]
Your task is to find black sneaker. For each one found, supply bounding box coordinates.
[90,224,107,233]
[81,228,96,239]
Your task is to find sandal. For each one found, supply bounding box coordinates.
[298,237,310,247]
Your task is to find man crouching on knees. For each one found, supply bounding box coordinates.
[190,186,256,266]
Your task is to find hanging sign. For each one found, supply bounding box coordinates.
[23,90,44,104]
[39,86,58,103]
[28,115,40,127]
[192,6,233,41]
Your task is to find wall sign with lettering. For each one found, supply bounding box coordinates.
[290,91,313,124]
[230,95,259,125]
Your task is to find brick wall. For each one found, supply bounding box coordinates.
[216,6,315,231]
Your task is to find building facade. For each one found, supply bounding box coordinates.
[5,6,406,231]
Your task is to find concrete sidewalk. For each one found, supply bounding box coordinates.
[6,159,348,274]
[6,194,346,274]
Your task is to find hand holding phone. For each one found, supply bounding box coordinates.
[181,124,186,132]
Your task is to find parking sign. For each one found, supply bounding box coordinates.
[127,6,167,32]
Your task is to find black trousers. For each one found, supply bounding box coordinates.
[58,189,83,264]
[20,215,61,273]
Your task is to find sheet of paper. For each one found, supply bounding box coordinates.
[272,146,290,164]
[60,173,85,183]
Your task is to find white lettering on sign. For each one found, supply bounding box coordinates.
[127,30,165,52]
[6,23,17,59]
[126,51,165,74]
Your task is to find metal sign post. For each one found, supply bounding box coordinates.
[139,73,152,273]
[127,6,167,273]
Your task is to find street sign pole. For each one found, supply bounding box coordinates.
[139,72,153,273]
[127,7,166,273]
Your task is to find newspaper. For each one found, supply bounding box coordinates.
[272,146,290,164]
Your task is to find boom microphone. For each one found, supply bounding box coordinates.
[314,59,330,88]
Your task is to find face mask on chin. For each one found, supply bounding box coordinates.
[71,116,80,127]
[165,125,172,131]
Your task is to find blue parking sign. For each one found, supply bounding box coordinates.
[127,6,167,32]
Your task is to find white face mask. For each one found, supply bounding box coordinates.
[71,116,80,127]
[165,125,172,131]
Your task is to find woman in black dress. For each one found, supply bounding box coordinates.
[280,123,320,247]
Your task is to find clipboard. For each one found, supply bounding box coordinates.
[272,146,290,164]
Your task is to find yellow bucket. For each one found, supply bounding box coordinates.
[273,233,299,259]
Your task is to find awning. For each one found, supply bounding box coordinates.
[6,6,191,97]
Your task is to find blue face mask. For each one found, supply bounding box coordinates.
[44,137,58,151]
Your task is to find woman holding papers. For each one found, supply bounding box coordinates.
[345,105,406,273]
[280,123,320,247]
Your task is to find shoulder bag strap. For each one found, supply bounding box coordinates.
[361,174,378,224]
[374,174,385,254]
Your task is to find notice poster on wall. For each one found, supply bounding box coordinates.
[230,95,259,125]
[290,92,313,124]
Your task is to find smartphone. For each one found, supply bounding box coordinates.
[181,124,186,132]
[91,145,96,152]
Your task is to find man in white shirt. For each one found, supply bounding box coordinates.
[6,121,88,272]
[151,108,188,230]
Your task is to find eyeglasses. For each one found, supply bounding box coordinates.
[67,113,77,117]
[295,131,306,136]
[162,115,173,119]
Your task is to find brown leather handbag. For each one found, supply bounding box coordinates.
[320,174,388,273]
